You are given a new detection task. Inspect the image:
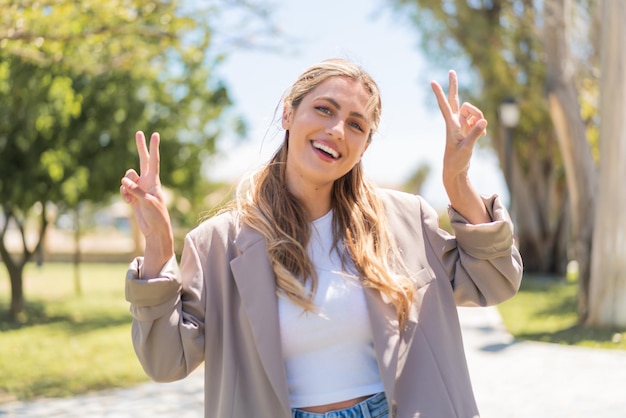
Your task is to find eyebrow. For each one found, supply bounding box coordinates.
[319,96,369,123]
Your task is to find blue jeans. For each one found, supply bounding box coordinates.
[291,392,389,418]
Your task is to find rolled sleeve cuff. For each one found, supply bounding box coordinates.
[448,194,515,259]
[125,255,181,308]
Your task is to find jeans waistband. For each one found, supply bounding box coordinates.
[291,392,388,418]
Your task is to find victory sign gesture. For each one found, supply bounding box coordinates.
[120,131,174,278]
[430,70,491,224]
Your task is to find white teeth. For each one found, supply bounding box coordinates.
[312,141,339,158]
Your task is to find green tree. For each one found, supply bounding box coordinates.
[543,0,598,321]
[0,60,82,319]
[1,0,193,76]
[0,0,266,319]
[389,0,603,317]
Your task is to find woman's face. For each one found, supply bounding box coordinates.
[282,76,372,194]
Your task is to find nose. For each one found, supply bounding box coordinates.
[326,119,345,140]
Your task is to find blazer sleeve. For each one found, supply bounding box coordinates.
[124,232,206,382]
[421,194,523,306]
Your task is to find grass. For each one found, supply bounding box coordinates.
[498,274,626,350]
[0,262,149,403]
[2,265,625,403]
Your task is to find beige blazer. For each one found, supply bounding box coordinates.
[126,189,523,418]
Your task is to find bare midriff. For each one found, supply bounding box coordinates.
[297,395,372,414]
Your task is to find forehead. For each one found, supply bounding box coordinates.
[305,76,373,115]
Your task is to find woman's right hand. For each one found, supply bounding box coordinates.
[120,131,174,276]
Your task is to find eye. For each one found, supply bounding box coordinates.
[315,105,332,115]
[349,120,365,132]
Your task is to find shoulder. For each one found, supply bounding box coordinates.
[375,188,436,217]
[185,209,266,255]
[375,187,417,205]
[186,210,241,249]
[374,187,443,236]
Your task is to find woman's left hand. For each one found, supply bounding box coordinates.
[430,70,487,185]
[430,70,491,224]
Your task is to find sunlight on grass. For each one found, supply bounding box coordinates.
[498,274,626,350]
[0,262,149,401]
[3,264,625,402]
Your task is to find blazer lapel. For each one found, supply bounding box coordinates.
[364,287,400,404]
[230,226,290,413]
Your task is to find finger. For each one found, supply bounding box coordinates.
[124,168,140,183]
[447,70,459,113]
[460,102,484,121]
[466,119,488,145]
[460,103,486,135]
[121,176,147,200]
[430,80,453,121]
[136,131,150,176]
[149,132,160,177]
[120,184,133,203]
[121,169,139,202]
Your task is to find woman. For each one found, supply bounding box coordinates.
[121,58,523,418]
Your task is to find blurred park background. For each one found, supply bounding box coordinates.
[1,0,625,405]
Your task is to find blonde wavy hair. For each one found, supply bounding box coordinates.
[236,58,415,327]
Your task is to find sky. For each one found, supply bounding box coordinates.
[208,0,506,209]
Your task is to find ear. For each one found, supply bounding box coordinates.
[282,103,293,130]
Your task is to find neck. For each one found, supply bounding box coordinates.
[306,194,332,220]
[287,180,332,220]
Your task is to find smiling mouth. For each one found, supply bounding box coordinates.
[312,140,340,159]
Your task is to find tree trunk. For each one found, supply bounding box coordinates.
[0,211,27,320]
[73,206,82,297]
[390,0,574,279]
[8,261,26,319]
[587,0,626,327]
[0,203,49,319]
[495,124,569,275]
[543,0,598,322]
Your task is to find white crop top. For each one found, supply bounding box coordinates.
[277,210,384,408]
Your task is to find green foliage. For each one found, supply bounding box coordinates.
[1,0,189,77]
[391,0,600,173]
[579,77,600,162]
[388,0,603,277]
[0,0,272,213]
[0,0,272,317]
[0,263,148,401]
[391,0,559,168]
[0,1,240,212]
